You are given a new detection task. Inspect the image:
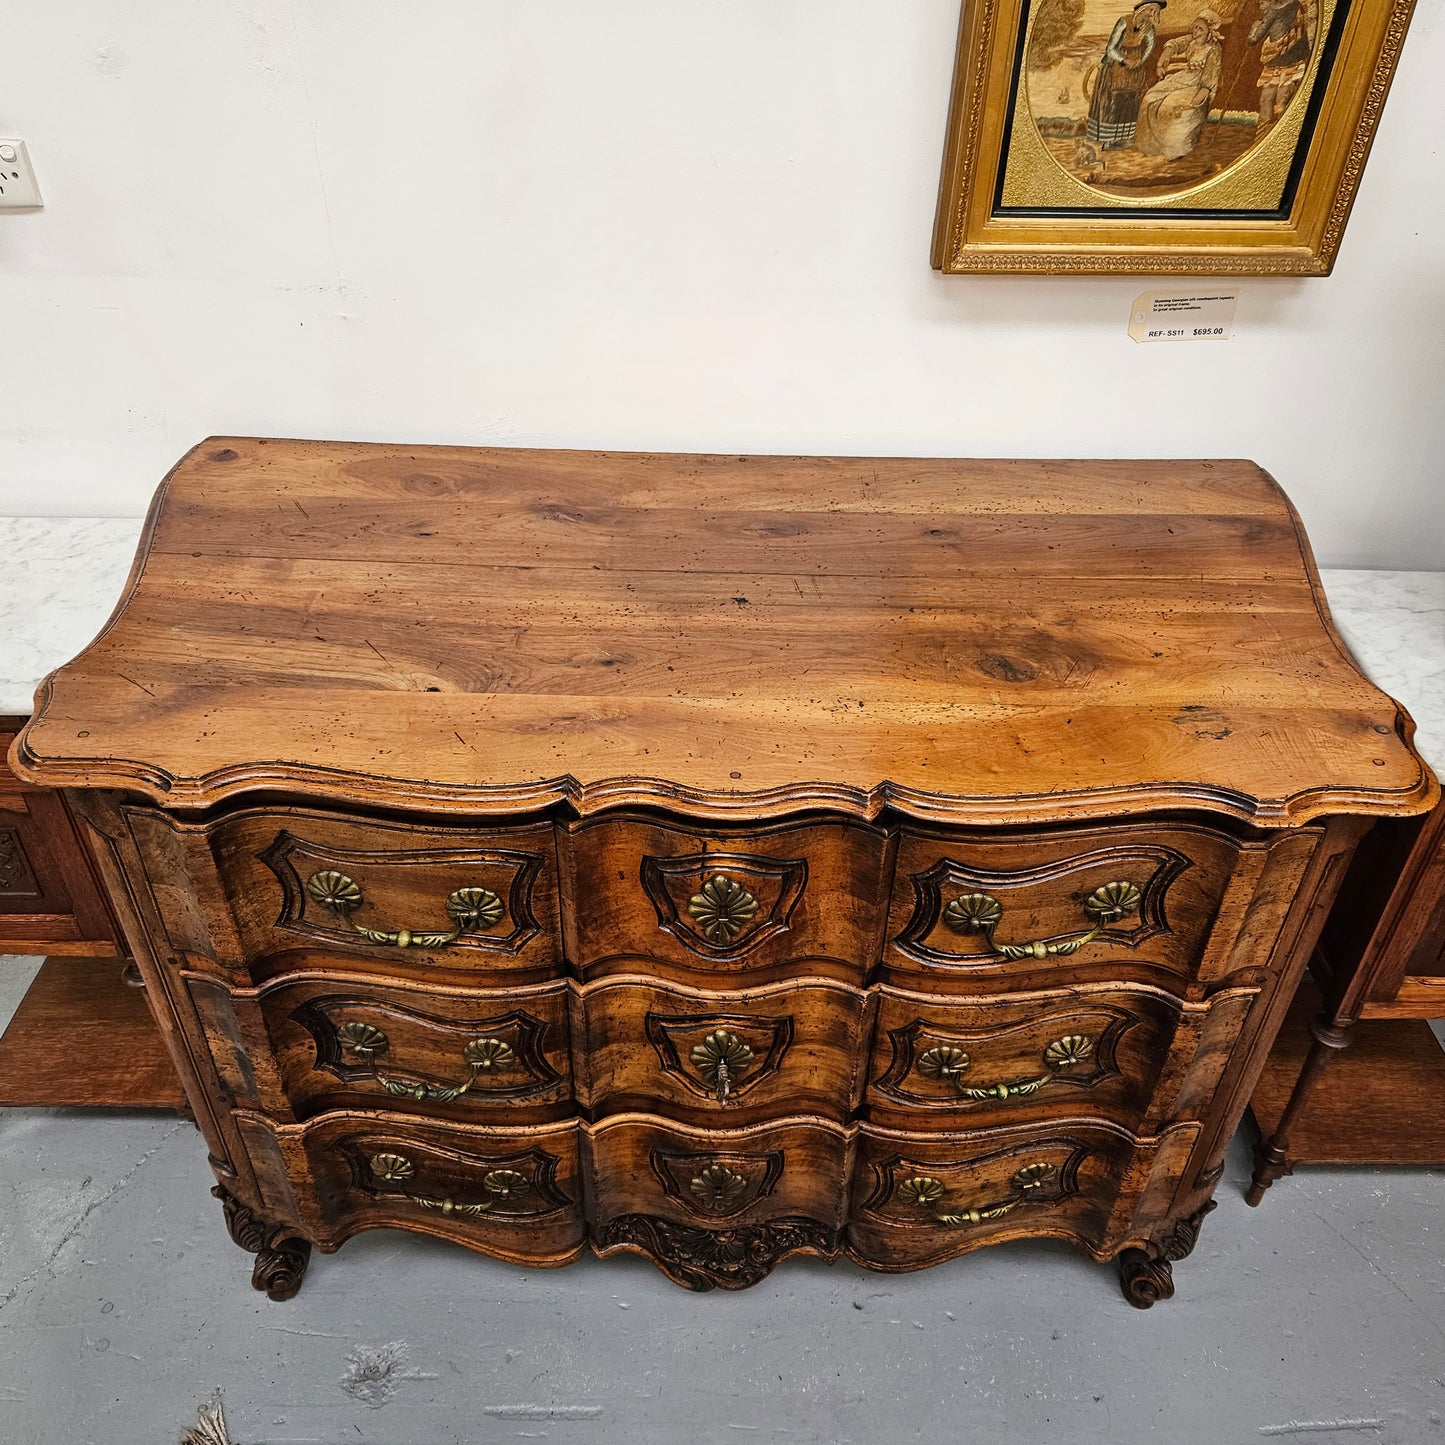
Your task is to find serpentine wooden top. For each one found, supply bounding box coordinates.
[12,438,1436,826]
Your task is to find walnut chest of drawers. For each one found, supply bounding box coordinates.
[14,439,1434,1305]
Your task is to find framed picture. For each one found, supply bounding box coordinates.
[932,0,1416,274]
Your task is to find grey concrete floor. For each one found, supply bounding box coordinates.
[2,957,1444,1445]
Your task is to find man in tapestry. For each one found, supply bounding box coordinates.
[1248,0,1315,130]
[1086,1,1165,151]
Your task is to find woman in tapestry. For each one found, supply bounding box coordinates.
[1135,9,1225,161]
[1249,0,1315,130]
[1086,1,1165,151]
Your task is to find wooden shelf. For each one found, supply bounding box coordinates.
[0,956,186,1110]
[1249,977,1445,1167]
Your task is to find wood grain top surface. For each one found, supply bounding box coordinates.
[12,437,1436,825]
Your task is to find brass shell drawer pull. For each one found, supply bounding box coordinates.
[686,874,760,945]
[338,1023,516,1102]
[943,882,1140,960]
[689,1164,750,1214]
[368,1152,531,1217]
[897,1162,1060,1226]
[306,870,504,949]
[917,1033,1095,1101]
[689,1030,755,1104]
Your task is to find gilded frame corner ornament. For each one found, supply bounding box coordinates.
[932,0,1417,276]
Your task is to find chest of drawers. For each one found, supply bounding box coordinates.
[13,439,1433,1306]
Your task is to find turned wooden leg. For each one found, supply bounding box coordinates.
[211,1185,312,1301]
[1246,1016,1354,1206]
[1118,1201,1215,1309]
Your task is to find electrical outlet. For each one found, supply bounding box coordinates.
[0,140,43,209]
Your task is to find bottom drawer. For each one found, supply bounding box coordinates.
[847,1118,1197,1270]
[587,1114,848,1289]
[238,1112,586,1265]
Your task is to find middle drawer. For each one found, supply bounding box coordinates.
[574,976,872,1123]
[865,983,1257,1135]
[191,971,575,1125]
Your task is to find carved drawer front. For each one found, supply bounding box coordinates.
[587,1115,849,1289]
[275,1114,585,1263]
[884,820,1245,990]
[561,815,891,981]
[847,1119,1186,1270]
[128,805,562,980]
[574,977,868,1122]
[867,985,1189,1134]
[248,975,573,1124]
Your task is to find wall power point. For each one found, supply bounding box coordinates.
[0,140,43,209]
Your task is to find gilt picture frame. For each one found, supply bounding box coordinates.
[932,0,1415,274]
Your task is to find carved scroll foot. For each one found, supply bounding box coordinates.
[211,1185,312,1301]
[1119,1248,1175,1308]
[1118,1200,1215,1309]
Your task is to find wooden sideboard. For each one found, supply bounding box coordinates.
[0,715,184,1110]
[1248,795,1445,1196]
[0,714,120,957]
[12,439,1434,1304]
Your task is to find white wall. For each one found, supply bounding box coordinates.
[0,1,1440,567]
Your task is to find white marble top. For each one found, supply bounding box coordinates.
[1,517,1442,771]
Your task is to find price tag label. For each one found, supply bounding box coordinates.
[1128,290,1236,344]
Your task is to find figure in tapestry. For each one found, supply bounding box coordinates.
[1023,0,1324,200]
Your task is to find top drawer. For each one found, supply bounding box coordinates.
[562,814,893,981]
[883,819,1251,990]
[124,805,563,980]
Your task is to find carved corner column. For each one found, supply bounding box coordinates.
[1118,1200,1216,1308]
[1245,1015,1354,1206]
[212,1185,312,1301]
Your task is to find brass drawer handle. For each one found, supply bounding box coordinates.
[943,881,1140,960]
[338,1023,516,1102]
[306,870,504,949]
[368,1152,531,1217]
[916,1033,1095,1100]
[896,1163,1059,1226]
[689,1030,755,1104]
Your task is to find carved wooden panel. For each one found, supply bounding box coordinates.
[645,1011,795,1105]
[874,1006,1136,1104]
[846,1122,1151,1269]
[594,1214,840,1292]
[288,992,566,1109]
[587,1116,851,1233]
[244,1111,588,1262]
[340,1133,575,1220]
[857,1134,1087,1226]
[649,1147,785,1219]
[895,847,1188,964]
[262,830,546,956]
[0,828,39,896]
[134,805,563,980]
[884,822,1246,988]
[641,850,807,958]
[561,814,893,981]
[573,978,868,1123]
